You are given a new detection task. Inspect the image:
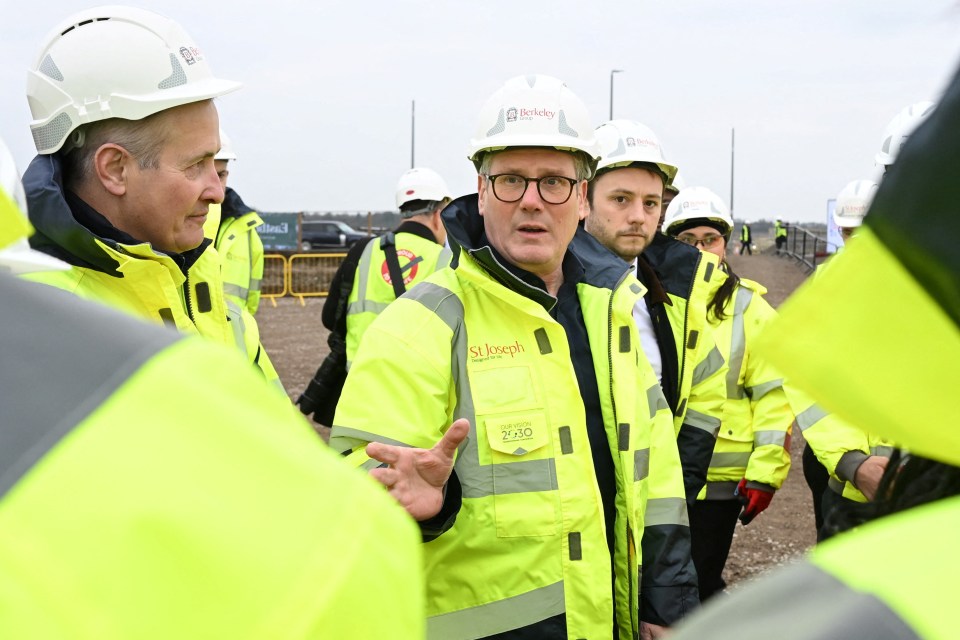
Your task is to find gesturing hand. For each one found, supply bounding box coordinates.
[366,419,470,521]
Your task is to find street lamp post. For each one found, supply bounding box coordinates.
[609,69,624,120]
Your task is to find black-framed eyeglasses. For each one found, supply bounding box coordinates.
[676,233,724,249]
[484,174,579,205]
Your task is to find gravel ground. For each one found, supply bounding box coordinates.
[257,242,818,590]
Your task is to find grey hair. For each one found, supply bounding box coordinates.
[59,111,172,188]
[477,149,594,181]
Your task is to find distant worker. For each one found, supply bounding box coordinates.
[330,74,698,639]
[213,128,265,316]
[0,132,424,639]
[20,6,277,382]
[738,220,752,255]
[875,101,935,173]
[662,186,793,601]
[585,119,726,504]
[774,218,787,255]
[672,66,958,640]
[832,180,877,244]
[297,166,452,426]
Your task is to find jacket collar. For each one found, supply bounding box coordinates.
[23,154,210,276]
[220,187,255,220]
[637,232,702,299]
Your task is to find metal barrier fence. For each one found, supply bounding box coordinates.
[259,253,349,305]
[288,253,348,304]
[783,226,831,271]
[260,254,289,307]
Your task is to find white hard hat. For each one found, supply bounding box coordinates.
[395,167,451,209]
[0,137,68,273]
[594,120,678,184]
[215,128,237,161]
[467,74,600,175]
[27,5,241,154]
[833,179,877,229]
[662,186,734,236]
[875,101,935,167]
[665,170,686,195]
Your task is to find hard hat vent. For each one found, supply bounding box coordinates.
[157,54,187,89]
[31,112,72,153]
[39,55,63,81]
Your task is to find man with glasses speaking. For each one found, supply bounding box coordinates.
[330,77,698,638]
[584,120,727,512]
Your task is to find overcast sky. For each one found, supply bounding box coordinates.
[2,1,959,222]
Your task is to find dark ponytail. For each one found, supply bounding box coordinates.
[708,263,740,322]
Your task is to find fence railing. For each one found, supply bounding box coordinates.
[783,226,832,271]
[260,252,348,306]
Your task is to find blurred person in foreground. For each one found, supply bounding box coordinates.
[0,133,423,638]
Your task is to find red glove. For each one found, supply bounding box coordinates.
[736,478,774,525]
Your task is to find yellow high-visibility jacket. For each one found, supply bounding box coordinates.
[0,190,423,638]
[697,277,791,500]
[345,225,450,366]
[214,188,265,315]
[638,236,727,502]
[331,195,698,639]
[21,155,279,384]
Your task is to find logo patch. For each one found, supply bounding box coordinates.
[506,107,518,122]
[381,249,420,286]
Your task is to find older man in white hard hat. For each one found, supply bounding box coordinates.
[21,6,277,383]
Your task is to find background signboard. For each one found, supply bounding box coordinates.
[258,212,301,251]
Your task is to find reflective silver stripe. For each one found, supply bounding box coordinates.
[671,560,922,639]
[754,429,788,447]
[346,299,391,316]
[634,448,650,482]
[745,378,783,401]
[249,277,262,293]
[426,580,565,639]
[353,236,379,307]
[224,282,249,299]
[684,408,721,435]
[872,445,895,458]
[703,480,739,500]
[828,476,846,494]
[795,403,829,431]
[463,458,558,498]
[646,383,669,419]
[692,345,725,386]
[644,497,688,526]
[725,286,754,400]
[710,451,752,468]
[225,299,246,352]
[0,278,180,499]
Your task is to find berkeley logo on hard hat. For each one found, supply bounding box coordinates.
[179,46,203,65]
[518,107,555,121]
[507,107,518,123]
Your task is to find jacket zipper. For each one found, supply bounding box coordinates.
[183,271,196,324]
